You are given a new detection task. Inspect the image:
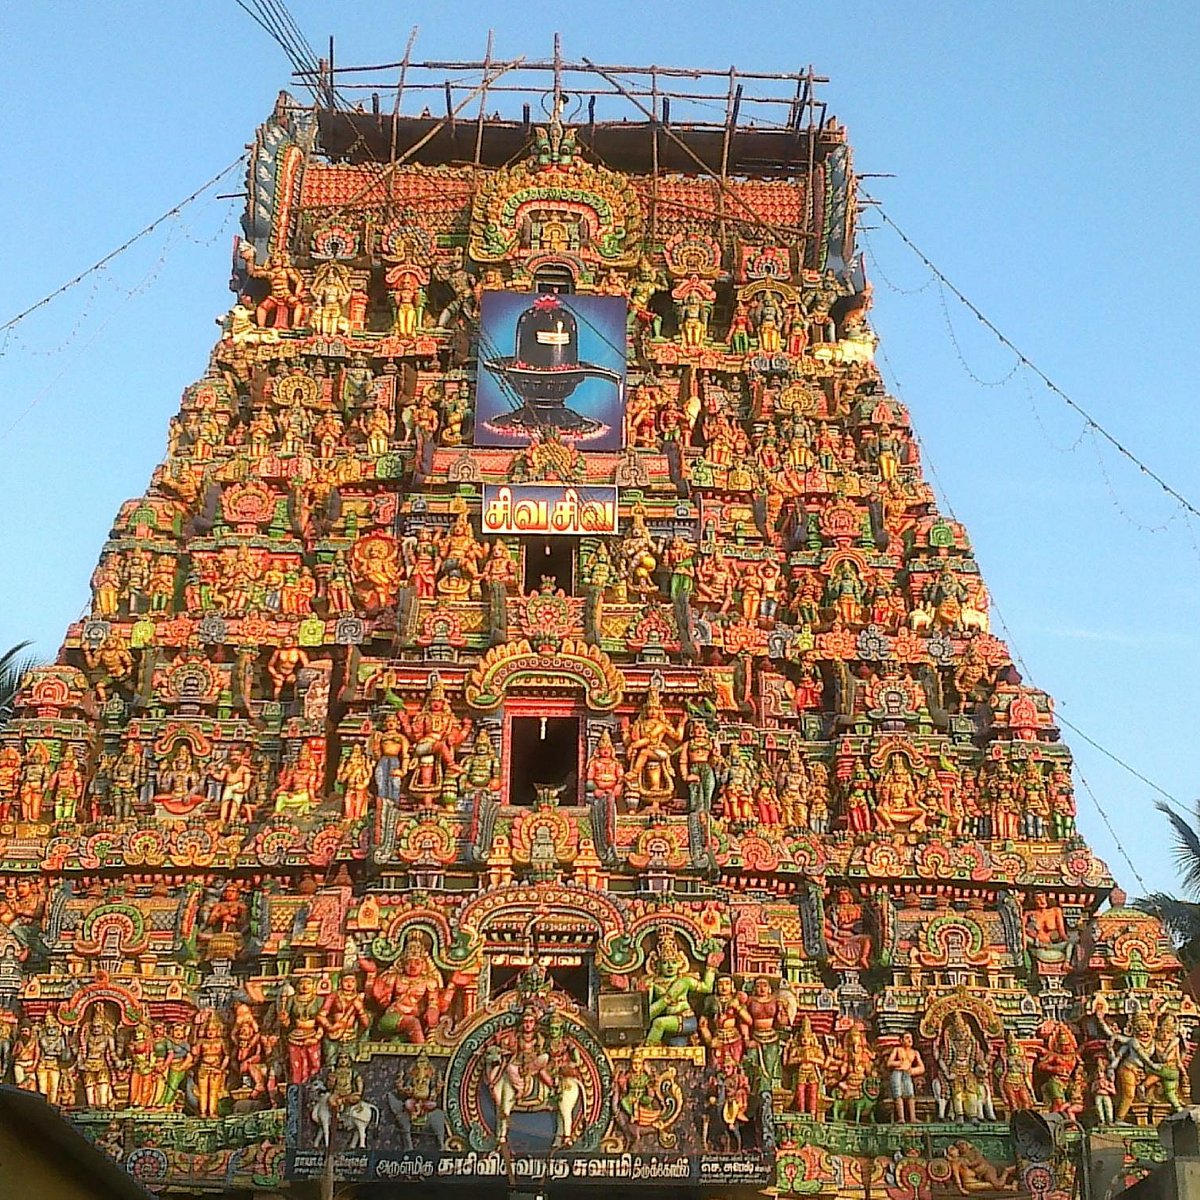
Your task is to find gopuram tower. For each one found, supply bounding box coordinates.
[2,51,1192,1200]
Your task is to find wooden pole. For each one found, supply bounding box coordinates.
[473,29,495,169]
[581,57,815,244]
[650,65,660,246]
[389,26,419,166]
[717,69,740,245]
[322,58,525,213]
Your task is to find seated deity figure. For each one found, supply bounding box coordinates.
[1024,894,1071,964]
[825,888,873,970]
[873,754,930,833]
[401,678,470,803]
[642,930,719,1046]
[365,931,455,1043]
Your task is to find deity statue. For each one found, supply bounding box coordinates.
[272,742,323,817]
[35,1010,71,1107]
[371,711,411,806]
[842,759,874,834]
[19,742,53,822]
[238,244,306,329]
[91,558,122,617]
[155,742,206,816]
[727,300,752,354]
[1050,765,1076,839]
[319,974,371,1065]
[584,728,624,810]
[996,1030,1034,1113]
[76,1007,118,1108]
[622,508,661,597]
[231,1002,269,1102]
[1024,894,1071,964]
[629,256,666,342]
[212,747,254,827]
[401,678,470,803]
[642,930,720,1046]
[700,975,752,1064]
[12,1023,39,1091]
[159,1021,196,1110]
[193,1010,231,1119]
[458,727,502,803]
[934,1011,993,1123]
[126,1017,161,1109]
[391,1052,444,1149]
[1036,1020,1080,1113]
[204,881,249,939]
[483,1002,583,1149]
[924,566,969,630]
[1112,1008,1185,1120]
[873,754,929,833]
[83,630,135,703]
[109,742,145,822]
[348,533,403,612]
[679,718,720,816]
[622,687,686,808]
[49,745,85,823]
[366,931,454,1043]
[720,746,757,825]
[267,641,310,701]
[825,888,873,970]
[672,274,716,349]
[694,548,734,612]
[745,976,792,1093]
[481,538,518,633]
[1152,1010,1187,1114]
[786,1017,827,1117]
[828,1021,876,1119]
[336,744,373,822]
[386,267,427,339]
[776,741,809,829]
[277,975,325,1085]
[824,560,866,626]
[944,1142,1017,1193]
[310,259,354,336]
[0,744,21,821]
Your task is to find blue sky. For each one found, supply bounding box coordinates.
[1,3,1197,894]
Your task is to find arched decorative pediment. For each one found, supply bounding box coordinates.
[463,637,624,711]
[469,127,643,268]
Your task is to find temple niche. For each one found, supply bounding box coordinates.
[0,49,1191,1200]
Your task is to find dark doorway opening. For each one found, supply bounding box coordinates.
[534,263,576,294]
[508,715,580,805]
[523,536,577,595]
[490,960,592,1008]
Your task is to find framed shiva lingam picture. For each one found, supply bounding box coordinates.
[474,290,627,450]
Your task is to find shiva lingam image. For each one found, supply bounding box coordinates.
[482,293,621,436]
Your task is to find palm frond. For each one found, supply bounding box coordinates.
[0,640,39,727]
[1133,892,1200,966]
[0,640,32,676]
[1154,801,1200,897]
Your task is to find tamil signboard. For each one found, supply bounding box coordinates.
[482,484,619,536]
[287,1149,775,1188]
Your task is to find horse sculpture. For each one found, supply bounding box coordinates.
[309,1079,380,1150]
[482,1043,583,1149]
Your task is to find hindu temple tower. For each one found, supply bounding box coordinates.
[1,45,1192,1200]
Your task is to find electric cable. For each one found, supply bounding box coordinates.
[0,156,246,339]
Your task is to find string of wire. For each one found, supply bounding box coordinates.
[0,156,246,339]
[874,341,1159,889]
